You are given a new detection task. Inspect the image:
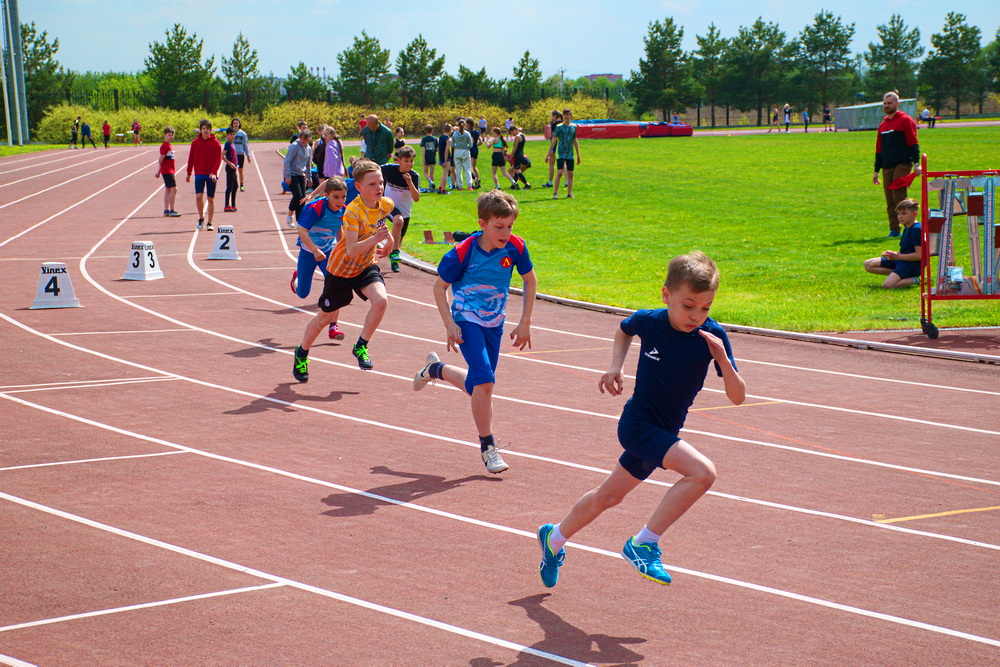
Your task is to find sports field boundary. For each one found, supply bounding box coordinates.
[399,252,1000,365]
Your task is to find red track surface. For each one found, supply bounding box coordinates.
[1,145,998,666]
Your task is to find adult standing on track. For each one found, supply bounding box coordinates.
[284,130,313,228]
[230,118,252,192]
[873,91,921,238]
[361,115,394,166]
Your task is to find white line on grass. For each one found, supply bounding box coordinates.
[0,491,590,667]
[0,397,997,650]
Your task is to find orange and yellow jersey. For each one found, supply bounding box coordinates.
[326,196,397,278]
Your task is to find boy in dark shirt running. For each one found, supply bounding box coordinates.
[536,251,745,587]
[382,146,420,273]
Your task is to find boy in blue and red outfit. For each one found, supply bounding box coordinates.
[537,251,745,587]
[413,190,537,474]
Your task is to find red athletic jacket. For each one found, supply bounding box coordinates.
[874,112,919,171]
[186,134,222,177]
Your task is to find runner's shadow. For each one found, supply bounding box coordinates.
[224,383,358,415]
[829,236,894,246]
[244,306,314,316]
[225,339,290,358]
[478,594,645,666]
[321,466,500,518]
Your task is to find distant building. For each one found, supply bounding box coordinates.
[583,73,623,83]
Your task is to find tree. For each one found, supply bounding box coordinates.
[16,22,74,129]
[395,35,445,108]
[722,19,792,125]
[627,18,702,119]
[693,23,729,127]
[221,33,269,113]
[510,51,543,107]
[920,13,982,118]
[284,62,327,101]
[986,28,1000,95]
[797,11,855,112]
[144,24,216,110]
[864,14,923,100]
[334,31,391,106]
[441,65,501,103]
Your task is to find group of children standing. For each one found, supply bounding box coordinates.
[154,118,253,230]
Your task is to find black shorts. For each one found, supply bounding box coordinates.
[318,264,384,312]
[161,173,176,189]
[513,155,531,169]
[470,146,479,159]
[237,154,246,168]
[556,158,575,172]
[491,152,506,167]
[424,151,435,165]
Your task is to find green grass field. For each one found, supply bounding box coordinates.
[395,127,1000,333]
[0,144,61,158]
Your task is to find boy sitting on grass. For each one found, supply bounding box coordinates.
[412,190,537,474]
[863,198,922,289]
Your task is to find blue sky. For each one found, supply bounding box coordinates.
[20,1,1000,82]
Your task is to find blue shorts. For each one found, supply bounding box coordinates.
[617,416,680,481]
[457,321,503,395]
[295,246,333,299]
[194,174,217,197]
[880,257,920,279]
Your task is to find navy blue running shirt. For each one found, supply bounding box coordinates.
[619,309,737,433]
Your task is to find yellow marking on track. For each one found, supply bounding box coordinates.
[875,505,1000,524]
[505,347,611,355]
[690,400,784,411]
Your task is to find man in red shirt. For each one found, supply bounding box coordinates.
[185,119,223,231]
[872,92,921,237]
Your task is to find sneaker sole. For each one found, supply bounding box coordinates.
[329,331,345,341]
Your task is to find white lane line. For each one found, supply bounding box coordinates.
[0,451,185,472]
[0,156,154,249]
[0,151,112,189]
[2,377,180,394]
[0,491,590,667]
[123,292,239,298]
[51,329,196,336]
[0,405,996,650]
[0,653,38,667]
[0,151,103,176]
[0,583,286,633]
[0,376,168,390]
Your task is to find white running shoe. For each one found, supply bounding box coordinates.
[481,445,509,474]
[413,352,441,391]
[286,215,296,228]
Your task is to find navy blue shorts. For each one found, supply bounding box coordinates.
[457,321,503,395]
[194,174,216,197]
[557,158,575,172]
[880,257,920,279]
[617,417,680,481]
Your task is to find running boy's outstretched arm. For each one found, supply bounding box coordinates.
[509,269,537,350]
[432,277,464,352]
[598,327,635,396]
[699,329,745,404]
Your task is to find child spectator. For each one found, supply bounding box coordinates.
[536,251,744,587]
[783,104,791,132]
[548,108,580,199]
[102,120,111,148]
[312,124,327,189]
[80,120,97,148]
[68,116,80,149]
[823,106,833,132]
[451,119,474,190]
[509,125,531,190]
[542,110,562,187]
[292,159,399,378]
[394,126,406,155]
[863,199,922,288]
[291,120,308,143]
[222,127,239,212]
[185,119,222,231]
[382,145,420,273]
[802,109,810,132]
[419,124,437,192]
[155,126,180,217]
[323,125,347,178]
[413,190,537,474]
[284,129,313,227]
[132,118,142,146]
[437,123,453,194]
[468,120,482,189]
[230,118,252,191]
[291,176,351,343]
[504,117,513,139]
[487,127,515,190]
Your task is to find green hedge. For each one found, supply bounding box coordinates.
[37,94,624,144]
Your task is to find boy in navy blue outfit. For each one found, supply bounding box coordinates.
[413,190,537,474]
[863,198,922,288]
[537,251,745,586]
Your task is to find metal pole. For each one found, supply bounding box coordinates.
[0,45,12,146]
[4,0,28,143]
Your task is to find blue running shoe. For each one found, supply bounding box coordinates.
[538,524,565,588]
[622,538,671,585]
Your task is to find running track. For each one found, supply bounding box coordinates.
[1,144,998,665]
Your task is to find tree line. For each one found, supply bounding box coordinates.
[8,12,1000,133]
